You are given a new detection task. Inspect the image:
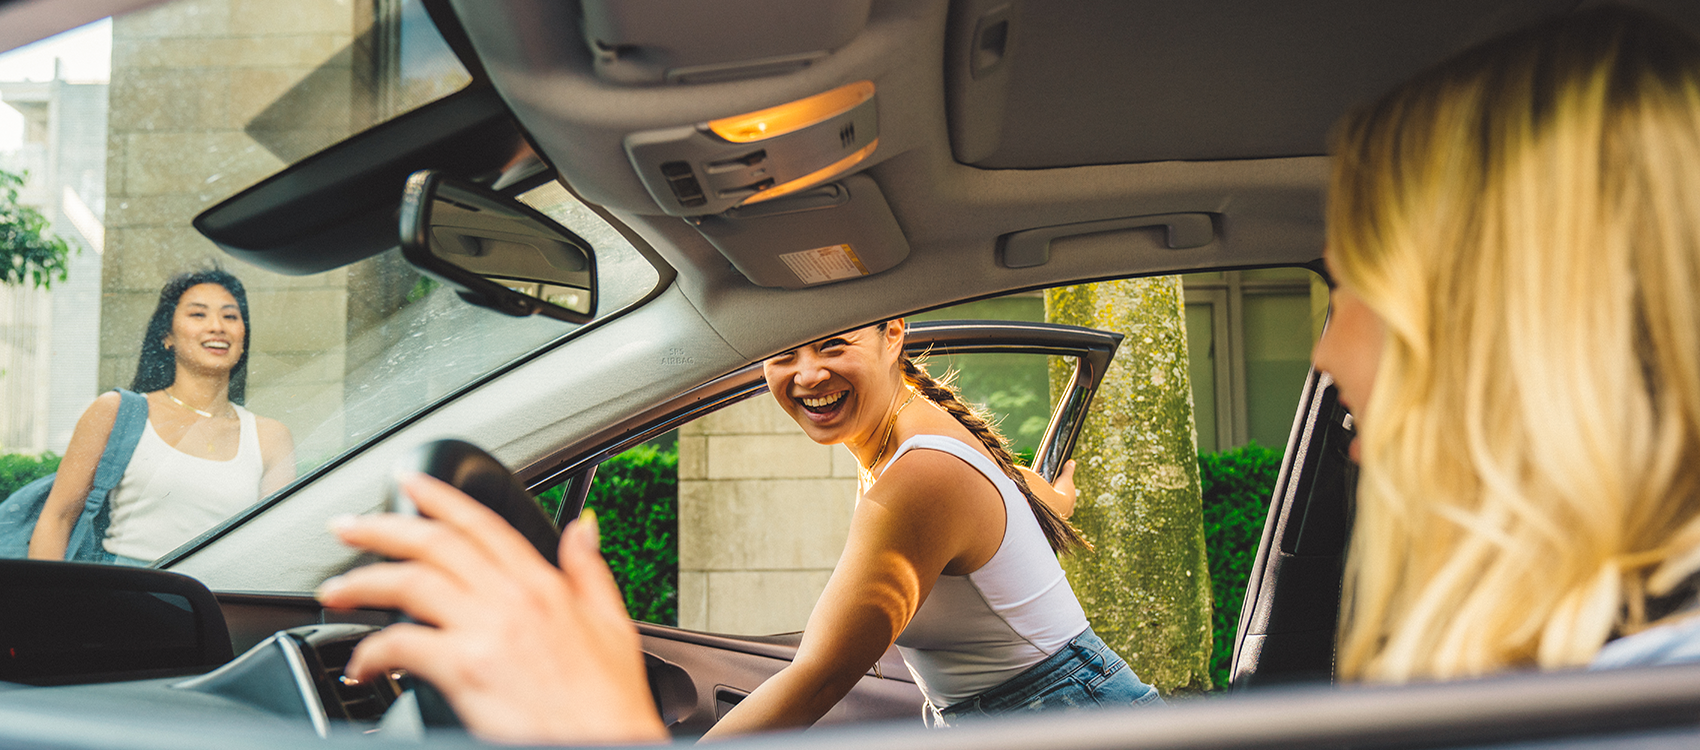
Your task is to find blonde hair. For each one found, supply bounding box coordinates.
[1331,6,1700,681]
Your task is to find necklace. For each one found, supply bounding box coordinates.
[864,388,918,482]
[164,388,224,419]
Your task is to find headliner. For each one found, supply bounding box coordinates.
[960,0,1580,168]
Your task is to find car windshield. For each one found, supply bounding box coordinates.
[0,0,659,567]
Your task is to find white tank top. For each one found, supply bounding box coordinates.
[887,435,1090,708]
[103,404,265,561]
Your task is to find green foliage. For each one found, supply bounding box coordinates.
[0,452,62,500]
[535,445,678,625]
[405,275,439,303]
[0,169,72,289]
[1199,441,1282,690]
[928,352,1051,456]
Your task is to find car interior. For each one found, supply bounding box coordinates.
[5,1,1700,748]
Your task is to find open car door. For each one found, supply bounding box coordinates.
[1230,370,1356,688]
[519,319,1123,735]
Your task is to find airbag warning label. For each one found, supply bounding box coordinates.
[780,244,870,285]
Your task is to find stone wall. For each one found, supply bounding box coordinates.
[677,396,858,634]
[101,0,373,441]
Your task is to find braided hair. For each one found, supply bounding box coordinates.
[895,344,1092,554]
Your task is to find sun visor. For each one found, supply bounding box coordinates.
[194,89,531,276]
[693,173,907,289]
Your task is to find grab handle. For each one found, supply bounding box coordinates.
[1000,212,1215,269]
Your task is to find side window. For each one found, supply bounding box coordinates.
[537,439,680,627]
[676,397,856,634]
[551,269,1324,640]
[1182,269,1329,451]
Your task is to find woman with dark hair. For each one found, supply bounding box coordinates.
[29,269,295,565]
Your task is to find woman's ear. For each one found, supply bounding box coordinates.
[884,318,906,355]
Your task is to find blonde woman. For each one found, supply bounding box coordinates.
[1313,5,1700,682]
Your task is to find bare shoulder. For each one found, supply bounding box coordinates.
[56,391,130,459]
[75,391,125,432]
[254,415,295,444]
[861,443,1008,571]
[866,447,1000,516]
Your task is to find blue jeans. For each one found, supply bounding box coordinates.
[927,627,1163,727]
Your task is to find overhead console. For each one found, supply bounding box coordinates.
[444,0,937,288]
[695,174,907,289]
[627,81,880,217]
[448,0,920,214]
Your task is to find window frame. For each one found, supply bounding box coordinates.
[520,319,1124,526]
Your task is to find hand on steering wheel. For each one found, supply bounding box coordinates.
[316,473,668,745]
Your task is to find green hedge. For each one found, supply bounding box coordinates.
[1199,441,1282,690]
[536,444,678,626]
[0,452,60,501]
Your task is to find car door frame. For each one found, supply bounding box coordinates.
[1231,367,1357,688]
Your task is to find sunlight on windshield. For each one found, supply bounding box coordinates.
[519,180,660,314]
[0,0,657,569]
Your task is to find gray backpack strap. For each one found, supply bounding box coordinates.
[64,389,149,562]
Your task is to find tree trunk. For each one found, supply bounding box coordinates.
[1047,277,1213,693]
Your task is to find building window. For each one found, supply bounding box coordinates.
[1182,268,1328,453]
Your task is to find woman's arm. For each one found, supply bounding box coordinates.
[27,393,122,560]
[701,450,1004,739]
[255,417,295,496]
[1017,459,1078,519]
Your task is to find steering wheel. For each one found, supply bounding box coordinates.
[384,439,563,730]
[392,439,562,562]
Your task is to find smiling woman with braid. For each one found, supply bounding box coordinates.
[320,319,1162,743]
[695,319,1161,734]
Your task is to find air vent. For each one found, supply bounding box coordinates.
[288,624,403,723]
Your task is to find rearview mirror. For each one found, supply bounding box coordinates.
[399,170,597,324]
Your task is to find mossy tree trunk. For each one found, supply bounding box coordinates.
[1047,278,1213,693]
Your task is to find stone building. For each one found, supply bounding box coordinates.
[0,73,107,453]
[95,0,466,466]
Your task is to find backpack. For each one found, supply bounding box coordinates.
[0,389,149,562]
